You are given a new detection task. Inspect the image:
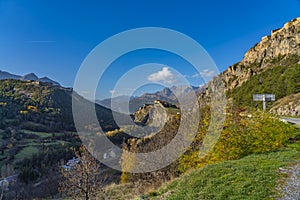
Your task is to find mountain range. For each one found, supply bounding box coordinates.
[0,70,60,86]
[97,85,204,114]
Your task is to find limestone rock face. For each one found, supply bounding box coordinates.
[220,17,300,90]
[147,103,168,128]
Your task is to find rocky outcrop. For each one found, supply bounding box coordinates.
[133,104,152,125]
[120,101,176,138]
[270,93,300,116]
[133,101,171,127]
[220,17,300,90]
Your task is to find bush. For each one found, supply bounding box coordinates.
[212,110,294,161]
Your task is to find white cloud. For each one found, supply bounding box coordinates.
[200,69,215,77]
[109,90,116,95]
[148,67,175,84]
[191,73,201,78]
[109,90,124,97]
[185,70,216,79]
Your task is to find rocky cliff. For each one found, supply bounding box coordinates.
[221,17,300,90]
[133,100,177,126]
[200,17,300,116]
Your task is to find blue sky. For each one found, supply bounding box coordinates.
[0,0,300,99]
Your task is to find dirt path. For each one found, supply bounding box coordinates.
[277,161,300,200]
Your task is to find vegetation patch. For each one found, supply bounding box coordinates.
[177,109,296,172]
[21,129,53,138]
[14,146,39,160]
[229,54,300,109]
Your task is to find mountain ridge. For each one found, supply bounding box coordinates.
[0,70,60,86]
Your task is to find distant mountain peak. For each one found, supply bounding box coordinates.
[0,70,21,80]
[38,76,60,86]
[22,73,39,81]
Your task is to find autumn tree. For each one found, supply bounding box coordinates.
[59,145,105,200]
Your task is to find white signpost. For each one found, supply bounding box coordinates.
[253,94,275,110]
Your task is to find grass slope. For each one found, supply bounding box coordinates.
[144,149,299,200]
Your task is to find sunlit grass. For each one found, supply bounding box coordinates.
[145,149,299,200]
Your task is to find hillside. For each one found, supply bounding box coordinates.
[229,55,300,109]
[0,79,125,132]
[0,79,133,198]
